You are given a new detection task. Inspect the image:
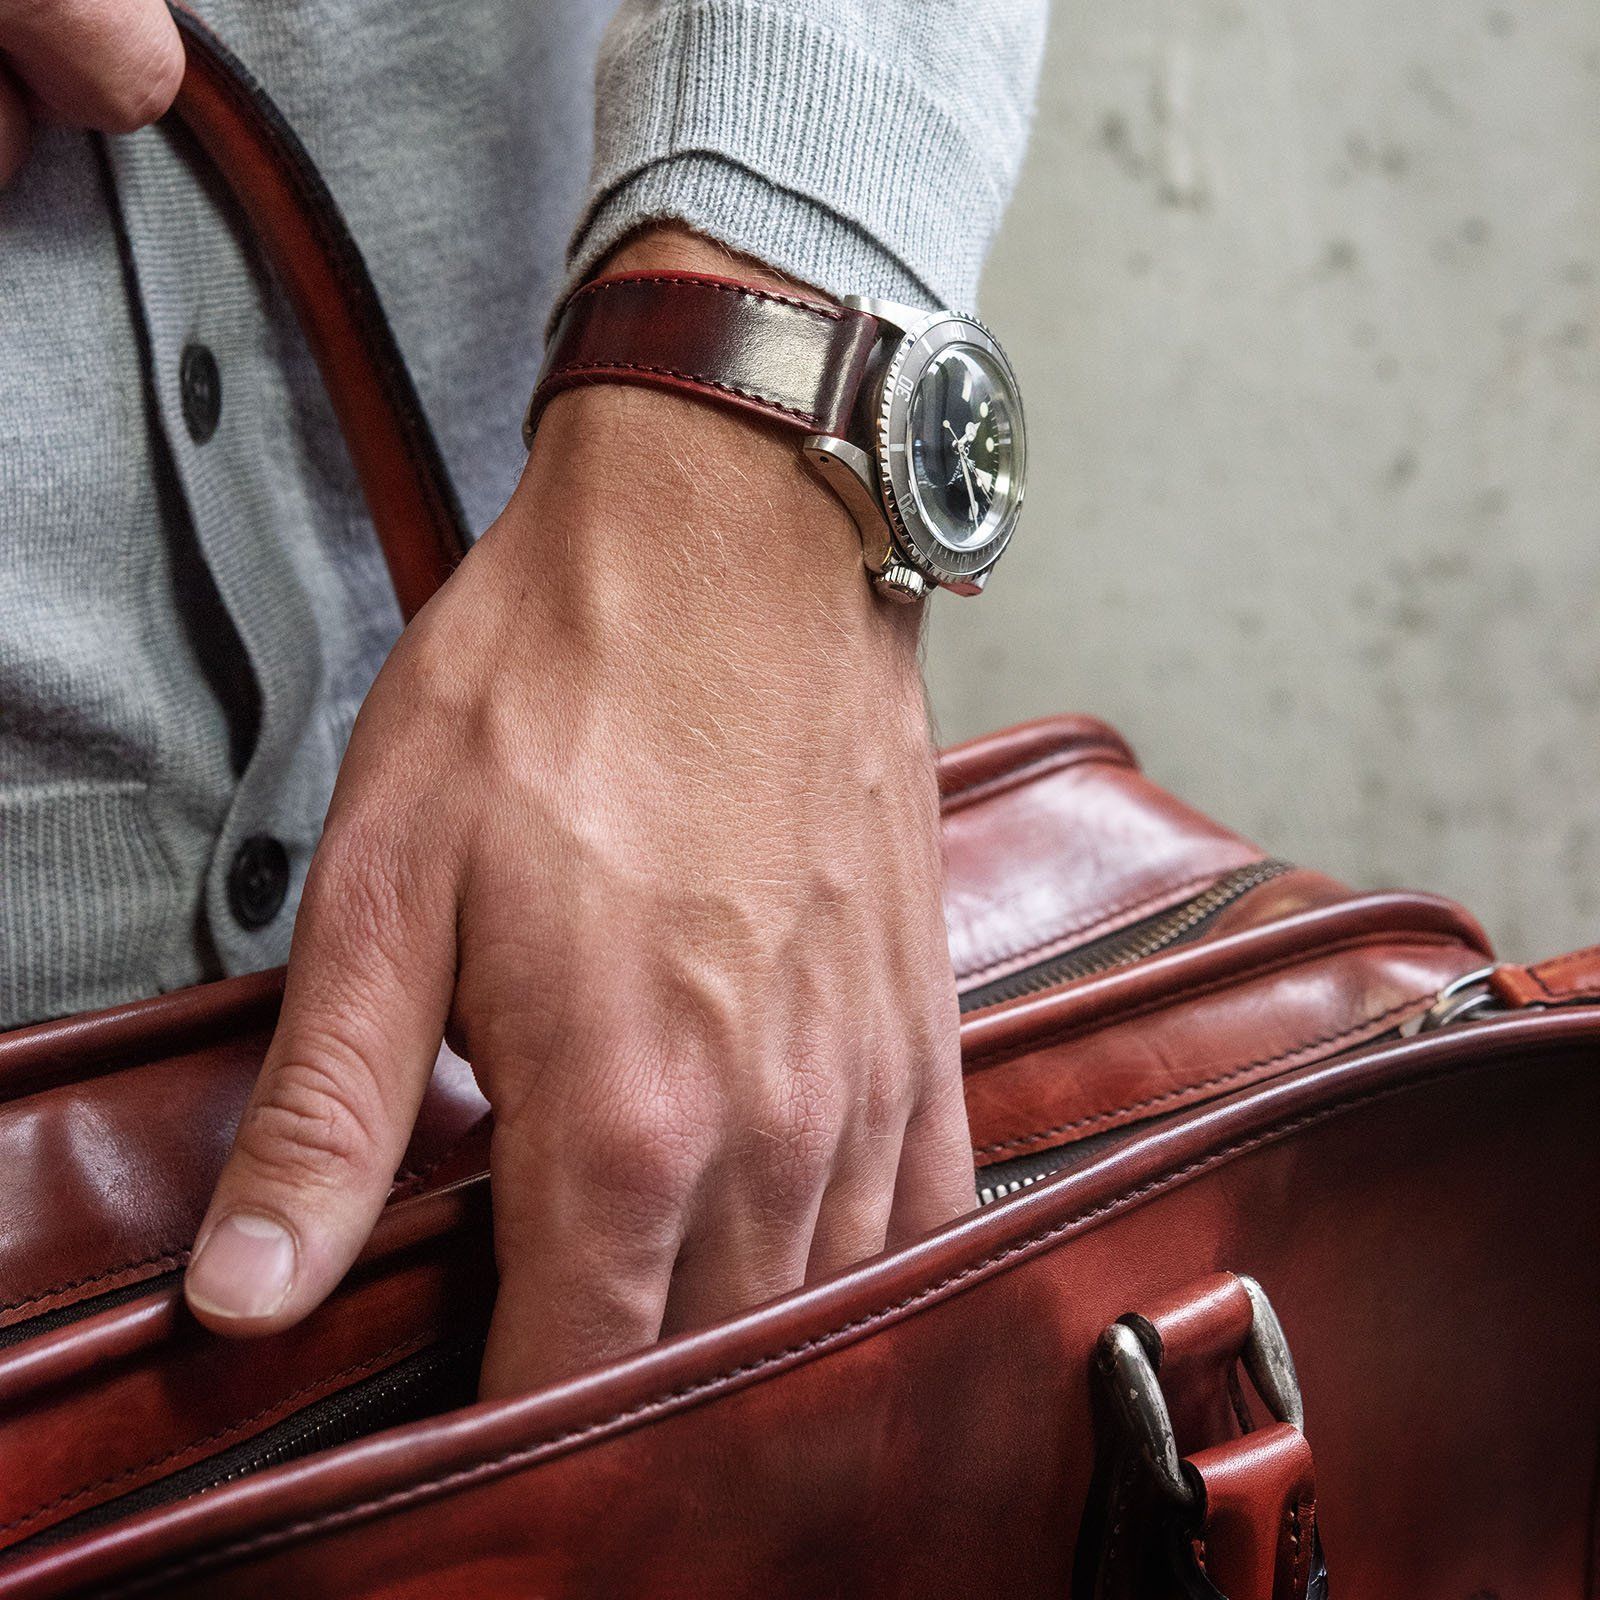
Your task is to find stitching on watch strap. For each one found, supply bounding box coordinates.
[530,361,828,428]
[563,271,851,322]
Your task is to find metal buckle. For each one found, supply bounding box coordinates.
[1399,964,1506,1036]
[1095,1274,1304,1508]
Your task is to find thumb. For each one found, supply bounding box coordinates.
[4,0,184,135]
[185,834,455,1334]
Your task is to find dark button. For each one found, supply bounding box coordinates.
[180,343,222,443]
[227,836,289,930]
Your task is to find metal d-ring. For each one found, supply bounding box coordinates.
[1095,1274,1306,1509]
[1097,1320,1195,1507]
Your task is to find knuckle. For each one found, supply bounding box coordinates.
[301,822,412,955]
[745,1086,839,1218]
[238,1045,386,1192]
[859,1061,913,1142]
[578,1102,704,1226]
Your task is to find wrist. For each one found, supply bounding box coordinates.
[496,226,922,684]
[590,223,832,307]
[496,380,923,688]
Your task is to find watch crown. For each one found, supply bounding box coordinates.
[874,562,929,604]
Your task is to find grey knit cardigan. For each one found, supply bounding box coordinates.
[0,0,1047,1027]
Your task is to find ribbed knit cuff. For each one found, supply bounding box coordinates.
[570,154,934,315]
[567,2,1007,315]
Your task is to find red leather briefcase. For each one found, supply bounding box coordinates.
[1,15,1595,1598]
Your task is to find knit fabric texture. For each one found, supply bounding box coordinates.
[0,0,1046,1026]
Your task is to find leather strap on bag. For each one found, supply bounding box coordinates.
[1076,1273,1328,1600]
[167,4,470,620]
[525,271,881,442]
[1487,946,1600,1009]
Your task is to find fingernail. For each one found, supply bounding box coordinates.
[186,1212,297,1320]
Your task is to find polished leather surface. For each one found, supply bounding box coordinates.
[1488,946,1600,1008]
[4,1012,1595,1597]
[962,887,1489,1164]
[0,715,1490,1342]
[0,1193,491,1548]
[941,716,1264,988]
[1189,1426,1318,1600]
[527,270,880,440]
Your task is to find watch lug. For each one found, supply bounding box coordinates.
[802,434,896,573]
[839,295,938,340]
[946,569,989,597]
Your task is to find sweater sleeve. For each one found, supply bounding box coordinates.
[565,0,1049,314]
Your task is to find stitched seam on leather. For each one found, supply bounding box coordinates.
[2,1335,428,1536]
[1526,943,1600,999]
[533,363,826,426]
[118,1059,1498,1593]
[389,1115,489,1200]
[972,987,1429,1158]
[566,272,850,321]
[0,1249,188,1321]
[957,868,1238,988]
[0,1120,484,1323]
[966,926,1465,1116]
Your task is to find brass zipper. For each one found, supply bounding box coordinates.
[975,954,1513,1209]
[959,859,1294,1014]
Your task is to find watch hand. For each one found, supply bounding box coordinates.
[943,418,983,522]
[957,449,980,523]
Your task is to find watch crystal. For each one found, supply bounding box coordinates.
[906,345,1018,552]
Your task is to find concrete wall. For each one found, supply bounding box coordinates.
[932,0,1600,958]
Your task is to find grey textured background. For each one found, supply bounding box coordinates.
[930,0,1600,959]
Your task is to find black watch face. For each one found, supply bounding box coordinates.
[906,344,1019,552]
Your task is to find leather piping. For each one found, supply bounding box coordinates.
[2,1336,429,1541]
[0,1255,188,1326]
[0,1128,488,1332]
[956,867,1247,988]
[937,736,1135,813]
[960,895,1491,1068]
[971,979,1434,1160]
[83,1017,1596,1600]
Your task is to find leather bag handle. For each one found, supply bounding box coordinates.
[165,5,471,620]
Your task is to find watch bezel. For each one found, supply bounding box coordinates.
[874,312,1026,593]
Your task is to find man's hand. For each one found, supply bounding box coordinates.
[184,232,974,1397]
[0,0,183,184]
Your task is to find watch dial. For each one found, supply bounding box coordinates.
[906,344,1018,551]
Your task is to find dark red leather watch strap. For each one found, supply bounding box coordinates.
[525,272,881,442]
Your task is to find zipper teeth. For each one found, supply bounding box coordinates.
[976,1172,1044,1207]
[959,859,1294,1014]
[193,1342,474,1496]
